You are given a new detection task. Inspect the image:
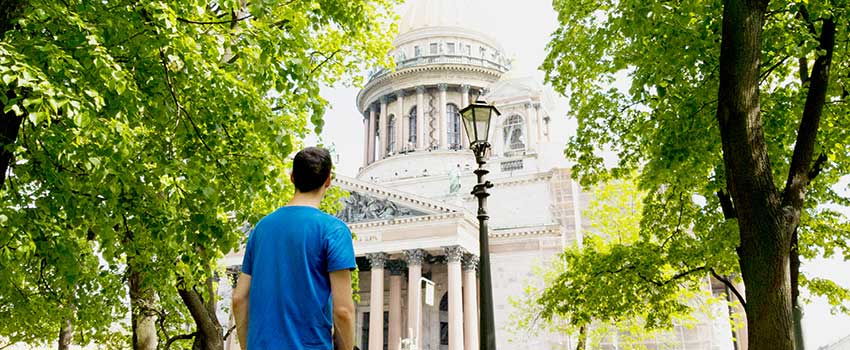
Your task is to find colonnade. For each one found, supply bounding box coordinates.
[365,246,479,350]
[363,85,474,166]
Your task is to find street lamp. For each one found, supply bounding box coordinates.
[459,99,499,350]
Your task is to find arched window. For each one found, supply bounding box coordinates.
[408,106,417,146]
[387,114,396,154]
[503,115,525,156]
[440,293,449,346]
[446,103,461,149]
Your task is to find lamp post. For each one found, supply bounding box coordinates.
[459,99,500,350]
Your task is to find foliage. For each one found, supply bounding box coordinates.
[0,0,396,347]
[511,179,729,349]
[537,0,850,340]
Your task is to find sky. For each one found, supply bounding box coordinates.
[316,1,850,348]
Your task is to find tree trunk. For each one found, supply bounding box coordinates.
[715,0,836,347]
[715,0,794,349]
[0,91,24,189]
[177,276,224,350]
[0,0,27,189]
[574,325,586,350]
[57,317,73,350]
[129,267,159,350]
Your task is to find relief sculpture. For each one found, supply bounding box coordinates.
[336,191,426,223]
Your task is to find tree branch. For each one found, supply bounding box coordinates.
[164,332,197,350]
[717,190,737,219]
[158,48,235,186]
[782,18,836,210]
[176,15,252,25]
[759,54,790,82]
[710,269,747,308]
[223,324,237,341]
[310,49,343,74]
[637,266,708,287]
[807,153,827,183]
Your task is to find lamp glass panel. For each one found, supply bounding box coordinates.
[462,114,476,143]
[475,117,490,143]
[461,106,477,142]
[474,106,492,142]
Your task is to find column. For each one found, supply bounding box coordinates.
[534,102,543,144]
[438,84,448,149]
[445,246,465,350]
[525,102,536,151]
[415,86,426,150]
[367,253,388,350]
[460,85,470,148]
[379,97,388,159]
[368,106,376,163]
[388,260,405,350]
[462,255,479,350]
[404,249,427,350]
[363,114,369,167]
[396,91,406,152]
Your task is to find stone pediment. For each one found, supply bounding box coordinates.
[333,175,462,224]
[336,191,428,223]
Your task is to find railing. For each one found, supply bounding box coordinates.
[500,159,523,172]
[367,54,511,81]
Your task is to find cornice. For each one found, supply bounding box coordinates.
[490,168,555,187]
[490,224,564,240]
[357,64,503,111]
[348,211,474,230]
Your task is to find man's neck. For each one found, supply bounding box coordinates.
[287,190,324,208]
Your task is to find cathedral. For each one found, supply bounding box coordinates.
[221,1,738,349]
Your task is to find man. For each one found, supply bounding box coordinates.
[232,147,356,350]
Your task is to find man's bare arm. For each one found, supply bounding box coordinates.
[232,273,252,350]
[330,270,355,350]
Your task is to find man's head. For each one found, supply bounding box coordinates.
[291,147,333,193]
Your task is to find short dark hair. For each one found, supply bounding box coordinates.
[292,147,333,193]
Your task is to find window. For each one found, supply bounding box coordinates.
[440,293,449,346]
[430,43,438,54]
[446,103,462,149]
[503,115,525,156]
[480,47,486,57]
[414,45,421,57]
[408,106,417,146]
[387,114,396,154]
[465,44,471,55]
[446,43,455,54]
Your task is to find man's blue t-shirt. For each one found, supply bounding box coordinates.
[241,206,356,350]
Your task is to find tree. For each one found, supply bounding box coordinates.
[538,0,850,349]
[0,0,396,348]
[511,179,731,350]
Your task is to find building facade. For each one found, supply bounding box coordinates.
[339,2,577,350]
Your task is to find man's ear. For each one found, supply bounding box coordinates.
[323,173,332,188]
[290,172,295,185]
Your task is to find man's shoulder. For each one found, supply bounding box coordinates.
[317,211,349,232]
[256,206,348,230]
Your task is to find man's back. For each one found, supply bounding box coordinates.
[241,205,355,350]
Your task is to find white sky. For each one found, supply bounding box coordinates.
[315,1,850,348]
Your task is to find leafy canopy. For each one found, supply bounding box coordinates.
[0,0,396,346]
